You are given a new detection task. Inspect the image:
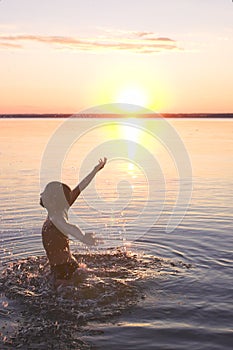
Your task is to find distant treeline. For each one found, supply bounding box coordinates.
[0,113,233,118]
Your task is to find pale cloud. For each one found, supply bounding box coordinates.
[0,41,22,48]
[0,30,181,54]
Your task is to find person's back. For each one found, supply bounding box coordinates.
[42,217,72,266]
[42,216,80,281]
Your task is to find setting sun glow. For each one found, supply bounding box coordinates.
[115,86,148,109]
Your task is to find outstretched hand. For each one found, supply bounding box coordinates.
[94,157,107,172]
[84,232,98,246]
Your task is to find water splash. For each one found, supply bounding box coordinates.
[0,249,191,349]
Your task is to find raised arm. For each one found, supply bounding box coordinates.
[69,157,107,206]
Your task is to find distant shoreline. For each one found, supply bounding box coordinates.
[0,113,233,119]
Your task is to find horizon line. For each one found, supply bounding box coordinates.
[0,112,233,119]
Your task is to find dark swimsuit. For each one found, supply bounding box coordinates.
[51,260,79,280]
[42,219,79,280]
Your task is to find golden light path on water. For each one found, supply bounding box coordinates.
[60,117,179,248]
[62,118,179,202]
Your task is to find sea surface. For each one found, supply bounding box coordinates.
[0,117,232,349]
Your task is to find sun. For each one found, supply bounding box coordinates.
[115,85,148,108]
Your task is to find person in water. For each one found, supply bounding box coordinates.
[40,157,107,285]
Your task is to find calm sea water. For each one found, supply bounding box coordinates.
[0,118,232,349]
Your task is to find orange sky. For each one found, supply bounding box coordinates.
[0,0,233,114]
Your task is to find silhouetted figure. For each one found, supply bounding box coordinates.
[40,158,107,286]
